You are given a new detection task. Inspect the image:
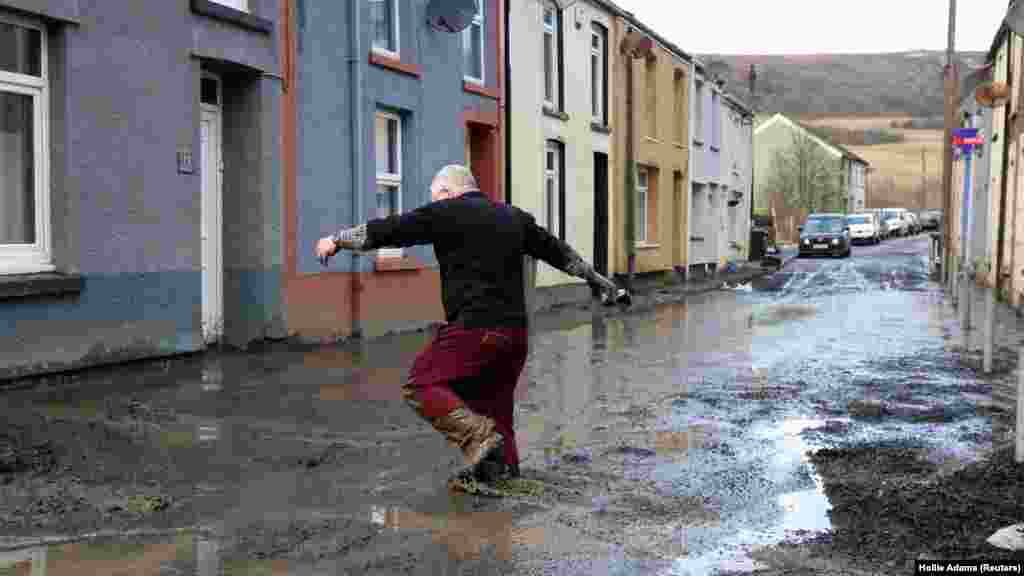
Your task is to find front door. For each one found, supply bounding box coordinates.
[593,152,608,277]
[200,95,223,343]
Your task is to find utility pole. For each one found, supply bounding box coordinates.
[942,0,958,285]
[921,148,927,210]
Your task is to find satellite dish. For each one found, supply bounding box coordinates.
[427,0,478,33]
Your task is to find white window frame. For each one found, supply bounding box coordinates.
[0,13,52,275]
[590,24,604,124]
[542,2,559,110]
[210,0,248,12]
[636,167,649,244]
[370,0,400,59]
[544,140,561,239]
[463,0,485,84]
[375,110,403,259]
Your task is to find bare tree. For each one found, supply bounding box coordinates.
[765,131,846,214]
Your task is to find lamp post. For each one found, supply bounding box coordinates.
[620,28,654,291]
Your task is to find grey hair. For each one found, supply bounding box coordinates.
[433,164,479,194]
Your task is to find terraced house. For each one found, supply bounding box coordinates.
[282,0,506,340]
[0,0,284,379]
[508,0,616,308]
[609,13,693,283]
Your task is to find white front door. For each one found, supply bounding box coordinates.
[200,105,223,343]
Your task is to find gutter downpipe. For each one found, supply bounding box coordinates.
[504,0,511,205]
[349,0,363,339]
[624,43,635,291]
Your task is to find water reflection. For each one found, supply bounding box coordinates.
[369,504,526,562]
[0,534,237,576]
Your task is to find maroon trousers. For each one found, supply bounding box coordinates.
[403,324,529,468]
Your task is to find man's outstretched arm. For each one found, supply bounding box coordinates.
[522,216,618,294]
[315,204,439,264]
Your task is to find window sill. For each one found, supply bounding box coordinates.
[591,122,612,135]
[672,141,687,149]
[375,255,427,272]
[689,236,705,242]
[693,139,705,147]
[0,272,83,301]
[369,52,422,78]
[635,242,661,250]
[644,136,662,144]
[710,145,720,152]
[190,0,273,34]
[542,107,569,122]
[463,80,499,100]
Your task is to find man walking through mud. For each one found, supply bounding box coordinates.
[314,164,625,488]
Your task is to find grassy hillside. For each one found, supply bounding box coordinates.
[703,51,986,117]
[800,116,945,210]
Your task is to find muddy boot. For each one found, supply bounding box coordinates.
[430,407,504,476]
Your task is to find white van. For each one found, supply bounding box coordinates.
[848,212,881,245]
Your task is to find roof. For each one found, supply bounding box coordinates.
[794,120,870,165]
[754,113,871,167]
[586,0,693,64]
[723,92,753,117]
[584,0,758,119]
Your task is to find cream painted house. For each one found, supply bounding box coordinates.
[509,0,616,301]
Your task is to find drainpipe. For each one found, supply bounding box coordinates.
[504,0,511,205]
[624,46,635,290]
[349,0,364,338]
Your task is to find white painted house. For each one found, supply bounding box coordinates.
[509,0,616,303]
[688,62,754,272]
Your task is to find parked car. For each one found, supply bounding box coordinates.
[798,213,852,258]
[919,210,942,231]
[904,212,920,235]
[881,209,906,237]
[847,212,881,245]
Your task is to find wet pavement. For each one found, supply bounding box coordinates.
[1,234,1022,575]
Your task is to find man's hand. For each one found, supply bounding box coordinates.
[315,236,339,266]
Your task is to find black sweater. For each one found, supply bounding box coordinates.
[365,192,582,328]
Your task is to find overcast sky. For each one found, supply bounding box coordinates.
[608,1,1007,55]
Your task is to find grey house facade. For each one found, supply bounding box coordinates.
[0,0,283,379]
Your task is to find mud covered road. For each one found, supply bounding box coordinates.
[0,234,1022,575]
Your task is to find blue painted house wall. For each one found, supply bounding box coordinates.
[289,0,503,339]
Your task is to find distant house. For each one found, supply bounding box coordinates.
[753,113,870,241]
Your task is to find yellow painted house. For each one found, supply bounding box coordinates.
[610,16,692,279]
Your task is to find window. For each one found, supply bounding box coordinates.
[544,140,564,241]
[694,80,704,144]
[463,0,484,83]
[375,111,402,257]
[636,167,649,243]
[210,0,248,12]
[370,0,398,57]
[673,70,685,143]
[542,2,560,110]
[0,17,50,274]
[591,23,607,124]
[646,60,657,138]
[711,91,721,150]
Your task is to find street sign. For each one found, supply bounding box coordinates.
[952,128,983,151]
